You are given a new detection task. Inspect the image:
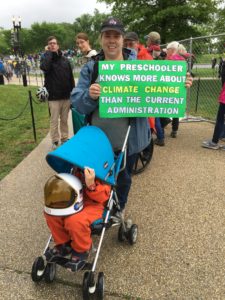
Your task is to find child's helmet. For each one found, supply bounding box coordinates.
[36,87,49,102]
[44,173,83,216]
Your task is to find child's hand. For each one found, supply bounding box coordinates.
[84,167,95,188]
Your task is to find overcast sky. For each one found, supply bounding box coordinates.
[1,0,111,29]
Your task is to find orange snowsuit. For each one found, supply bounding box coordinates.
[44,171,111,253]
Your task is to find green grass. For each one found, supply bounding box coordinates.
[0,85,49,180]
[189,78,221,120]
[192,67,219,78]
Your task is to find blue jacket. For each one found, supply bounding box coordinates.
[70,51,150,155]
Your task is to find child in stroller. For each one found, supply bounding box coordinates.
[44,166,111,271]
[31,125,138,299]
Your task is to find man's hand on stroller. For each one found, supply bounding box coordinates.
[84,167,96,190]
[89,83,100,100]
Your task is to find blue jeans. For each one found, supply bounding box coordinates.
[155,117,164,140]
[116,153,137,210]
[212,103,225,143]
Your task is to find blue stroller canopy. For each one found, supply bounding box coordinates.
[46,126,116,185]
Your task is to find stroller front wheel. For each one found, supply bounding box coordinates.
[31,256,46,282]
[96,272,104,300]
[44,262,56,283]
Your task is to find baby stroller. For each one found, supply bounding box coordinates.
[31,125,138,299]
[71,108,154,176]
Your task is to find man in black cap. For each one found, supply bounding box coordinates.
[71,17,150,216]
[71,17,193,215]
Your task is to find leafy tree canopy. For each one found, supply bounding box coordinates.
[98,0,221,43]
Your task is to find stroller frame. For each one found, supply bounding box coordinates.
[31,125,138,299]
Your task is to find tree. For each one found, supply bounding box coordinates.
[73,9,109,50]
[98,0,220,43]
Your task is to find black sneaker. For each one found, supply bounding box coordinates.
[45,242,72,261]
[154,138,165,146]
[170,131,177,138]
[65,250,89,272]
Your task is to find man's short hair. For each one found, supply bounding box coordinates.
[47,36,58,43]
[100,17,125,35]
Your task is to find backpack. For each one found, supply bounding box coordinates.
[0,61,5,74]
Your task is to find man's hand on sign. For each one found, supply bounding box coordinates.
[185,72,193,88]
[89,83,100,100]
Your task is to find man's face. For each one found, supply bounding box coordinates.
[48,39,59,52]
[124,39,139,50]
[101,30,124,60]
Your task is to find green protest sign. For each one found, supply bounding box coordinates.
[99,60,187,118]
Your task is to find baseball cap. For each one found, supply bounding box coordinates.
[124,32,139,41]
[100,17,125,35]
[145,31,161,44]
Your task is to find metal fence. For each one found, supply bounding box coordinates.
[162,33,225,121]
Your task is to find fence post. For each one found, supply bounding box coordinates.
[185,37,193,119]
[28,90,37,142]
[195,78,201,113]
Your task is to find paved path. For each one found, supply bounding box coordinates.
[1,120,225,299]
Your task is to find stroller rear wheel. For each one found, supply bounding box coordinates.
[44,262,56,283]
[31,256,46,282]
[127,224,138,245]
[132,137,154,175]
[96,272,104,300]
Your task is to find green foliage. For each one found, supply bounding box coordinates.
[190,78,221,120]
[0,10,109,55]
[0,29,11,55]
[0,85,49,180]
[72,9,109,50]
[98,0,220,43]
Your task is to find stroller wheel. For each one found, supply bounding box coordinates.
[31,256,46,282]
[44,263,56,283]
[82,271,91,300]
[96,272,104,300]
[128,224,138,245]
[118,224,126,242]
[132,137,154,175]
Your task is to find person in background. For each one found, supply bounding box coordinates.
[202,83,225,150]
[166,41,186,138]
[40,36,75,149]
[76,32,97,66]
[124,31,165,146]
[145,31,167,60]
[124,31,153,60]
